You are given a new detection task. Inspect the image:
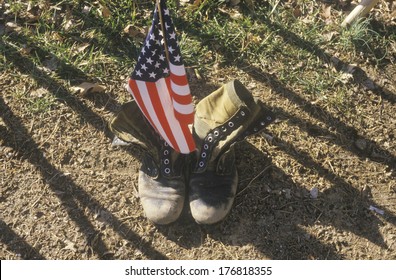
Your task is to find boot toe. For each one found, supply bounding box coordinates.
[138,171,185,225]
[189,169,238,224]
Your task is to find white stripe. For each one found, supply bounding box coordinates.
[173,101,194,115]
[132,81,172,147]
[155,79,190,153]
[169,62,186,76]
[171,81,190,96]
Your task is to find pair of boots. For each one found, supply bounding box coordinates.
[110,80,274,225]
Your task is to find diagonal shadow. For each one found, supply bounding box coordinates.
[241,64,396,169]
[177,14,395,169]
[256,16,396,105]
[213,140,391,259]
[0,220,45,260]
[0,45,167,259]
[0,96,167,259]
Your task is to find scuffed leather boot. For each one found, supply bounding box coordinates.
[110,101,186,225]
[190,80,275,224]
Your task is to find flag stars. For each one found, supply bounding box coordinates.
[141,64,148,71]
[168,46,175,54]
[174,54,181,62]
[135,70,143,77]
[155,62,161,68]
[164,8,170,16]
[149,72,156,79]
[169,32,176,40]
[145,40,151,48]
[159,54,165,61]
[163,68,169,74]
[146,57,154,64]
[149,33,155,41]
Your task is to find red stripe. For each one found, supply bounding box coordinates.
[165,77,194,125]
[172,93,193,105]
[146,82,181,152]
[128,79,155,129]
[165,77,193,106]
[170,73,188,86]
[175,111,194,125]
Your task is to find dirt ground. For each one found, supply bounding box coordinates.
[1,3,396,260]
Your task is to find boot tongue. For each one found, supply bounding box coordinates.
[193,80,275,172]
[109,101,160,161]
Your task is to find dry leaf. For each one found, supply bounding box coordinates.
[63,19,73,31]
[99,4,111,18]
[5,22,22,33]
[82,5,91,14]
[43,56,59,72]
[20,45,33,56]
[123,24,145,38]
[293,6,302,18]
[63,240,77,252]
[30,88,49,98]
[71,82,106,96]
[322,4,332,19]
[75,43,91,53]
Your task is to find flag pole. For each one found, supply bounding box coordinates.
[156,0,171,64]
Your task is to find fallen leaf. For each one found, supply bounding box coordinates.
[99,4,111,18]
[340,72,354,84]
[123,24,145,38]
[75,43,91,53]
[293,6,302,18]
[43,56,59,72]
[310,187,319,199]
[63,19,74,31]
[20,45,33,55]
[63,240,77,252]
[322,4,332,19]
[71,82,106,96]
[5,22,22,33]
[82,5,91,14]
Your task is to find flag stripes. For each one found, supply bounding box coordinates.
[127,0,195,154]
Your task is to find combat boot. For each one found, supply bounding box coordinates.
[189,80,275,224]
[110,101,186,225]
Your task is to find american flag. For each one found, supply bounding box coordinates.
[127,0,195,154]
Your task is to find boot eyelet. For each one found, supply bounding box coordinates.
[260,121,266,126]
[207,136,213,142]
[164,159,170,164]
[199,161,205,167]
[204,144,209,150]
[240,111,246,116]
[266,116,272,121]
[214,131,219,137]
[164,142,169,146]
[163,150,169,155]
[228,122,234,128]
[222,127,227,132]
[164,168,171,174]
[254,127,258,132]
[201,152,206,158]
